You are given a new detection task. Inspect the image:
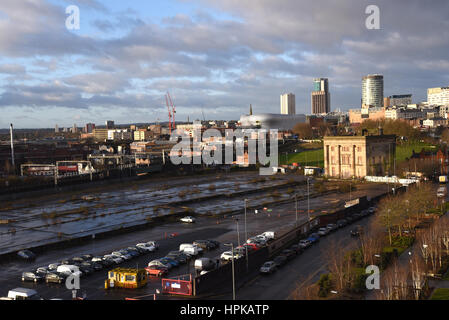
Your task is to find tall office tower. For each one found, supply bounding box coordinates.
[362,74,384,109]
[427,87,449,105]
[105,120,115,129]
[311,78,331,114]
[280,93,296,115]
[55,124,59,133]
[84,123,96,133]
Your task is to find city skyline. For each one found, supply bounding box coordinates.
[1,0,449,128]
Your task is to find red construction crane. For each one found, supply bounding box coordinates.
[165,92,176,134]
[165,94,172,134]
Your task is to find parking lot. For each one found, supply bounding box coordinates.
[0,179,388,300]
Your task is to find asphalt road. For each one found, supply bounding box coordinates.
[215,213,376,300]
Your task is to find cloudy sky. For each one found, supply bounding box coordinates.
[0,0,448,128]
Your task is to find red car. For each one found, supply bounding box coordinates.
[145,265,168,277]
[244,243,260,251]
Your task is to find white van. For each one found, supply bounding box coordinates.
[5,288,41,300]
[194,257,215,271]
[57,265,83,277]
[179,244,199,256]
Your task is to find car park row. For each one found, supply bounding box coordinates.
[259,206,376,275]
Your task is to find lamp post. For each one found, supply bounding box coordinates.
[235,218,240,246]
[244,199,248,272]
[307,177,311,222]
[224,243,236,300]
[295,192,298,227]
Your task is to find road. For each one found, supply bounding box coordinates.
[213,213,375,300]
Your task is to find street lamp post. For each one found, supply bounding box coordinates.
[224,243,236,300]
[295,192,298,227]
[235,218,240,246]
[307,177,311,222]
[244,199,249,272]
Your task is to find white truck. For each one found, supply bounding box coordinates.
[1,288,42,300]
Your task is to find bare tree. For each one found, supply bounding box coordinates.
[326,240,348,291]
[379,261,409,300]
[409,255,426,300]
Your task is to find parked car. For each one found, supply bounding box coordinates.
[136,243,156,252]
[45,272,67,284]
[71,257,85,264]
[273,255,287,268]
[180,216,195,223]
[60,259,74,265]
[35,267,49,275]
[17,250,36,261]
[48,263,61,271]
[160,257,179,268]
[350,226,364,237]
[326,224,338,232]
[353,213,363,220]
[337,219,347,228]
[193,240,214,250]
[318,227,329,236]
[125,247,141,257]
[79,263,94,275]
[103,254,123,264]
[307,233,320,244]
[289,244,302,254]
[345,215,354,223]
[56,265,83,278]
[299,239,312,249]
[260,261,277,274]
[260,231,276,241]
[112,251,132,261]
[220,251,244,261]
[206,240,220,249]
[368,207,376,214]
[280,249,296,260]
[145,265,168,277]
[244,243,260,251]
[145,241,159,249]
[81,254,93,261]
[166,252,187,264]
[148,259,172,270]
[21,272,44,283]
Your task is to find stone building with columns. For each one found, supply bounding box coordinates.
[323,133,396,179]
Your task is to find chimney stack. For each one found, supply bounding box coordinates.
[10,123,15,168]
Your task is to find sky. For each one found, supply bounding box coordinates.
[0,0,448,128]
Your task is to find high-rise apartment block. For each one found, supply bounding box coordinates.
[280,93,296,115]
[428,87,449,106]
[311,78,330,114]
[362,74,383,109]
